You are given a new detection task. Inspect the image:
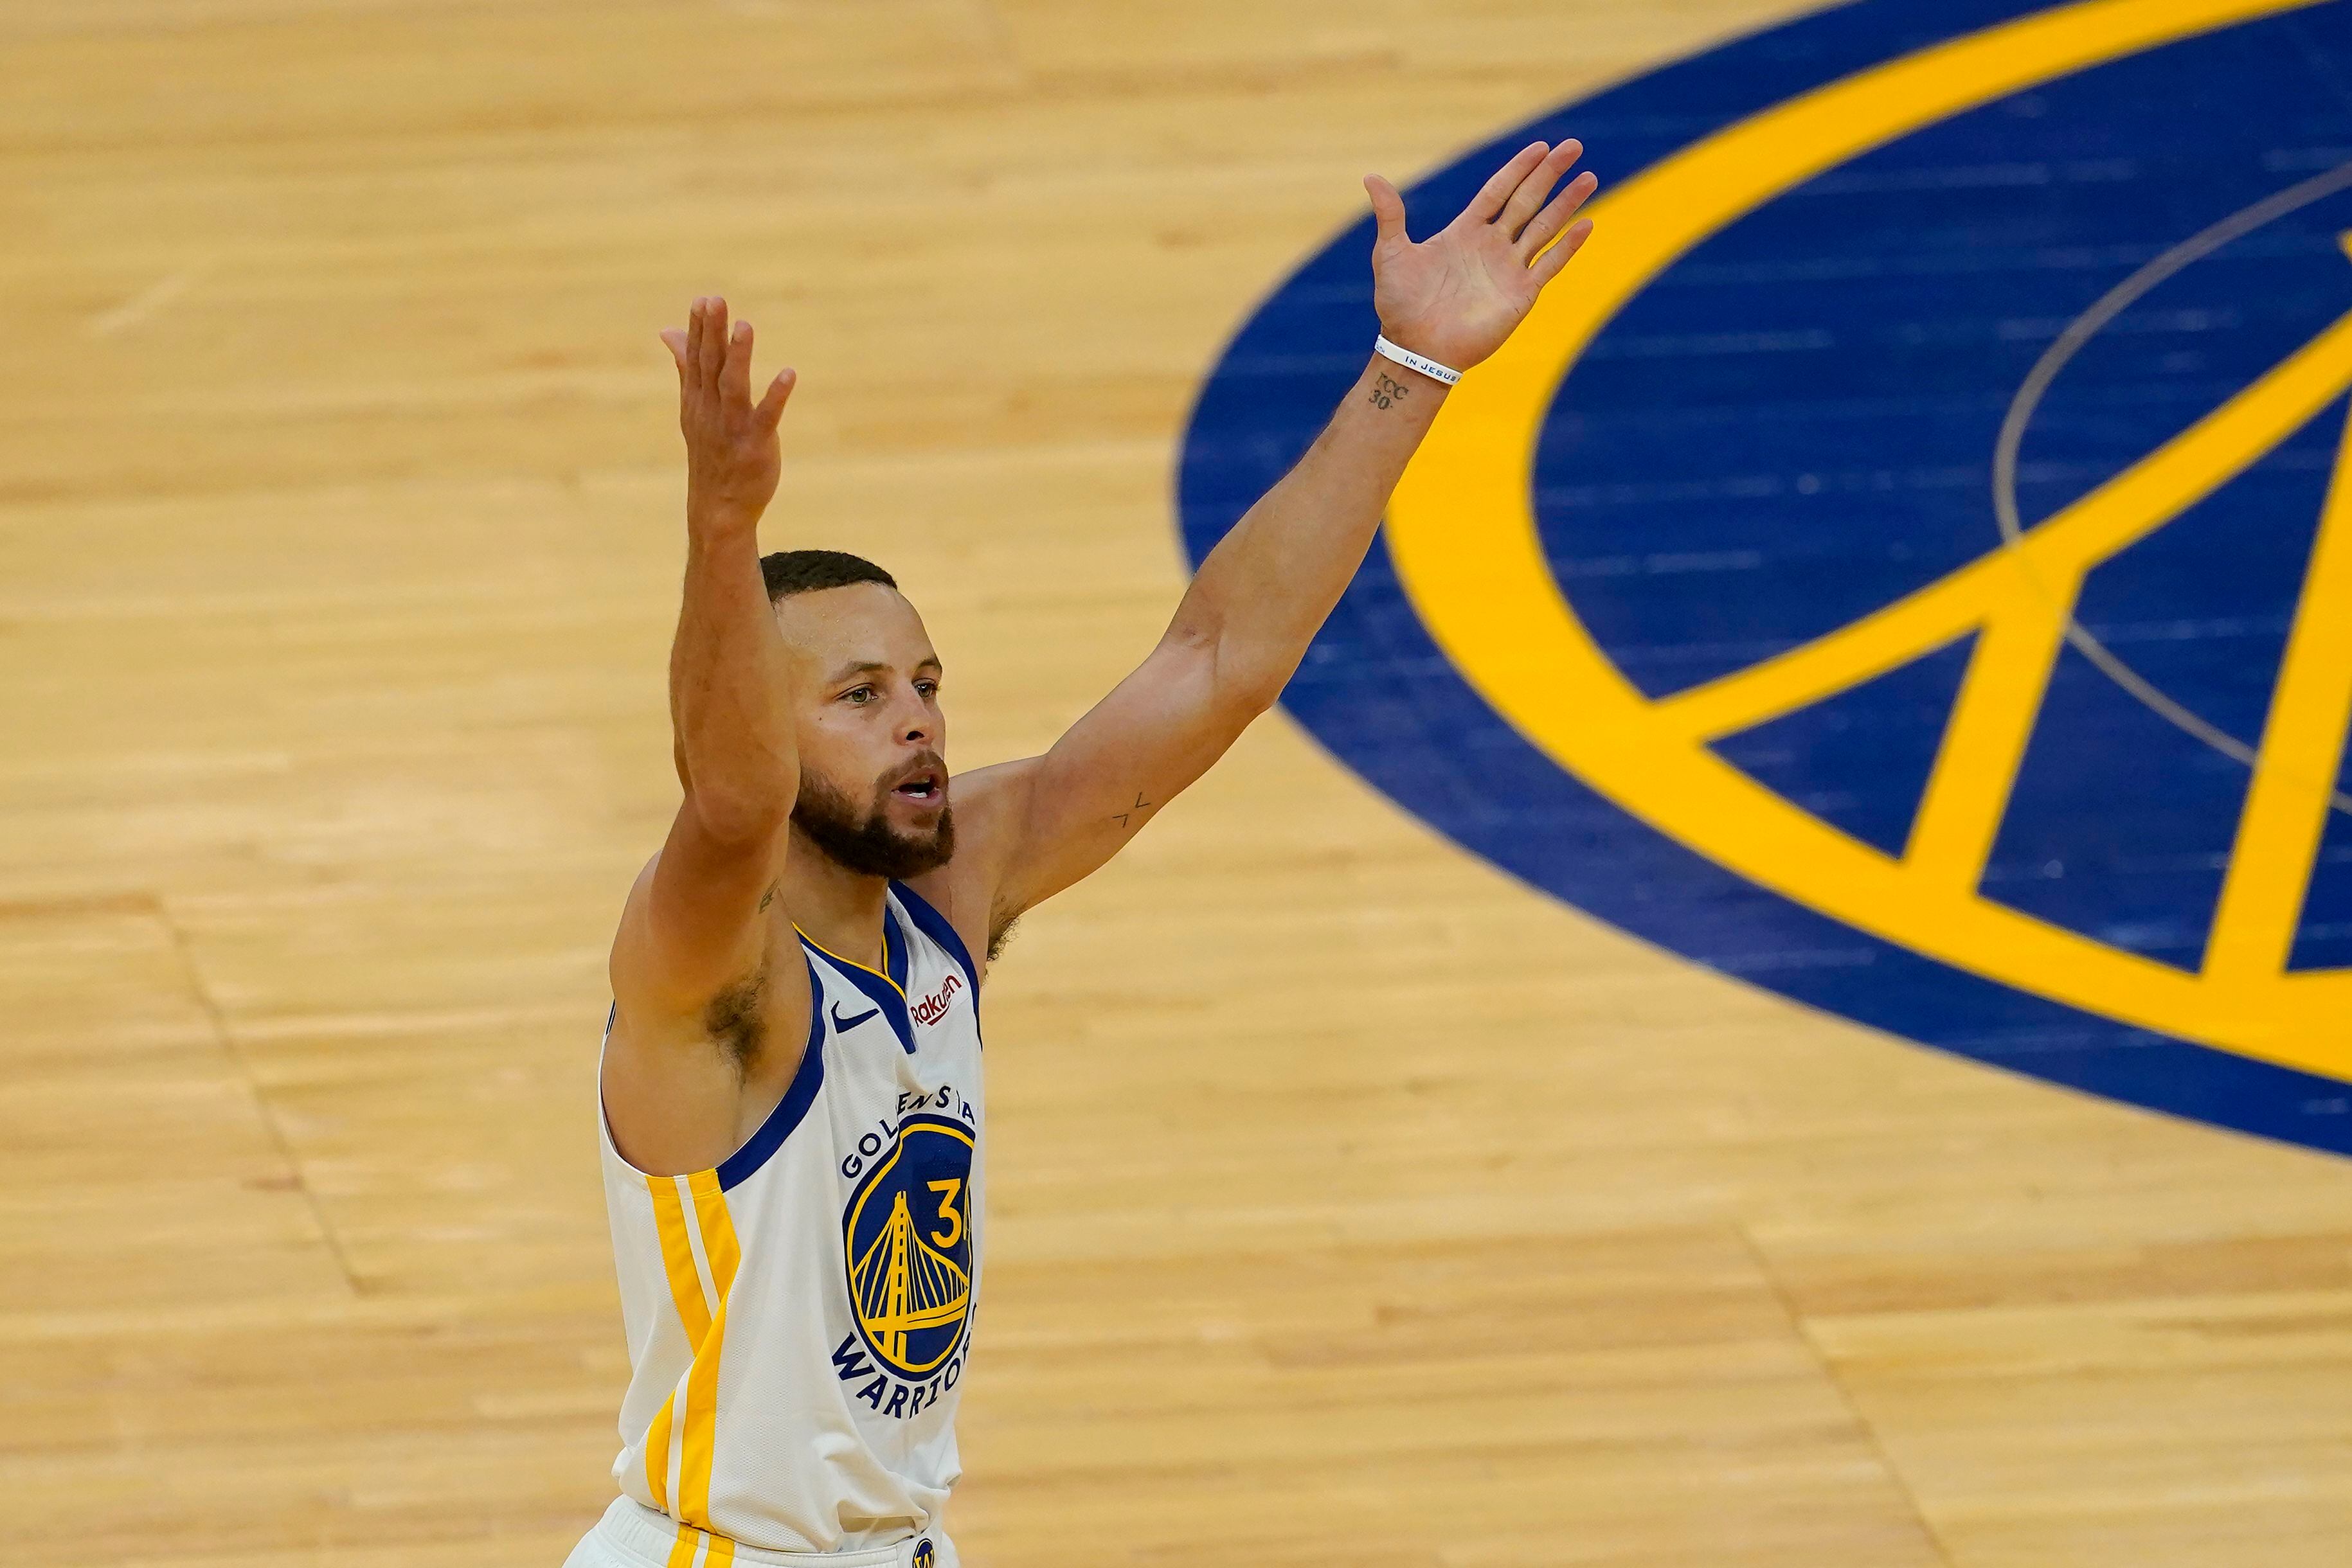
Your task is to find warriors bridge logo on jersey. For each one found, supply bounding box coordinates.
[1179,0,2352,1154]
[832,1105,975,1418]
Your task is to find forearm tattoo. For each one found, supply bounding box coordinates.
[1368,370,1410,409]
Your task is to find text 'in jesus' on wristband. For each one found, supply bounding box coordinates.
[1372,335,1463,386]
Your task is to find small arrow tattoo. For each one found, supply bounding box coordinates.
[1112,792,1152,828]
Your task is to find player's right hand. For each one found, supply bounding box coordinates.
[661,296,796,531]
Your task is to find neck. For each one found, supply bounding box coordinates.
[780,828,893,971]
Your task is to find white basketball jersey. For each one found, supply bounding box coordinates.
[596,883,985,1560]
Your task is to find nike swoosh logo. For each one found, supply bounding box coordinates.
[830,1002,881,1033]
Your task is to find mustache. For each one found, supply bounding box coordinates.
[878,751,948,793]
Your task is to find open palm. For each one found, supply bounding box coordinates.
[1366,141,1598,373]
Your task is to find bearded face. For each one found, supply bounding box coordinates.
[770,578,955,882]
[791,754,955,880]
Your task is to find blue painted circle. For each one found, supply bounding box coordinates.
[1176,0,2352,1155]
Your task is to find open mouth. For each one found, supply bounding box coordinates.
[890,767,944,805]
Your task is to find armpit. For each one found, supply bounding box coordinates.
[986,912,1021,966]
[701,964,769,1073]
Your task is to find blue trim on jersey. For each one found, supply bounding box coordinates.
[809,936,917,1054]
[892,881,980,997]
[883,905,908,993]
[717,954,830,1191]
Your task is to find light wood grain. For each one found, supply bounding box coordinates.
[4,3,2349,1564]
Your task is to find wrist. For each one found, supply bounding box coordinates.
[1361,353,1447,418]
[1372,333,1463,387]
[686,489,766,538]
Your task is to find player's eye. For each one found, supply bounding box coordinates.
[914,679,938,700]
[842,685,876,704]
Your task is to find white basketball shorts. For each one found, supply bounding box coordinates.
[563,1498,958,1568]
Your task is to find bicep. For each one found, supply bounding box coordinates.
[611,795,781,1013]
[978,637,1255,920]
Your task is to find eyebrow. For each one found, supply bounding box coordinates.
[823,657,944,684]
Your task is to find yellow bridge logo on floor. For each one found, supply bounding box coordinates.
[1186,0,2352,1146]
[1383,0,2352,1091]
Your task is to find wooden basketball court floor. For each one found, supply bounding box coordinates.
[5,2,2351,1564]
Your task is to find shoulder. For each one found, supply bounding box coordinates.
[604,850,818,1174]
[906,759,1039,983]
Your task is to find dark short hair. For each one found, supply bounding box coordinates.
[760,549,897,603]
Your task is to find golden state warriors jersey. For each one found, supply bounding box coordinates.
[596,883,983,1560]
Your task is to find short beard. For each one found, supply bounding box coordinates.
[792,769,955,881]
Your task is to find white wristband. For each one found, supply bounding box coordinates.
[1374,334,1463,386]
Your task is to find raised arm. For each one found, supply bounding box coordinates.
[944,143,1599,943]
[611,297,804,1017]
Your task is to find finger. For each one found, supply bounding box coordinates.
[660,326,688,380]
[691,297,724,393]
[1363,174,1408,251]
[701,297,730,392]
[753,366,797,430]
[1516,168,1599,260]
[688,296,717,391]
[720,317,755,407]
[681,299,706,388]
[1498,139,1583,240]
[1464,141,1549,224]
[1529,218,1595,288]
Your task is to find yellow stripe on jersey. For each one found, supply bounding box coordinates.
[645,1388,678,1511]
[640,1170,744,1547]
[677,1170,742,1532]
[678,1293,733,1528]
[649,1175,712,1344]
[688,1170,741,1297]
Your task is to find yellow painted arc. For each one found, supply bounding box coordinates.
[1383,0,2352,1080]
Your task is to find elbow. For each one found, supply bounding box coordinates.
[1204,634,1295,722]
[1232,682,1288,722]
[1217,662,1292,722]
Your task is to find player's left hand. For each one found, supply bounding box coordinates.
[1363,141,1597,373]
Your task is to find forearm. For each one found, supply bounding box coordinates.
[669,514,797,842]
[1173,353,1447,698]
[977,147,1597,923]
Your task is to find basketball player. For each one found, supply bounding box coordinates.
[568,140,1598,1568]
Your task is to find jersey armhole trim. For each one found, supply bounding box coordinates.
[892,880,981,995]
[716,952,829,1191]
